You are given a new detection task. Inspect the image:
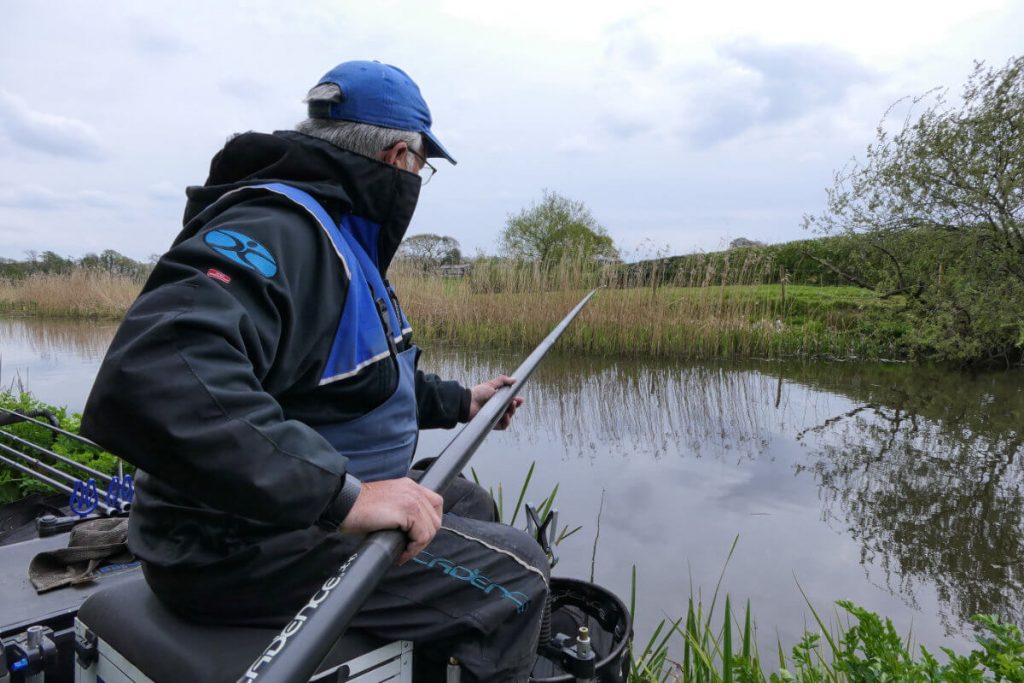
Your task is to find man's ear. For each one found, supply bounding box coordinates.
[379,141,409,168]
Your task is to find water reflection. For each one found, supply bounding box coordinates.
[0,318,117,407]
[423,348,780,461]
[788,365,1024,632]
[3,322,1022,646]
[422,347,1024,635]
[0,318,116,363]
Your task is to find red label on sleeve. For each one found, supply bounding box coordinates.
[207,268,231,284]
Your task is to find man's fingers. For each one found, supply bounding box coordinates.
[495,396,523,430]
[419,491,442,530]
[424,488,443,515]
[395,483,442,565]
[399,517,428,564]
[489,374,516,389]
[341,478,443,563]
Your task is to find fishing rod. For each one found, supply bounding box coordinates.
[0,407,107,452]
[239,288,599,683]
[0,425,113,484]
[0,440,91,491]
[0,446,117,516]
[0,408,131,515]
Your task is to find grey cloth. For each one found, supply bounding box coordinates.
[29,518,136,593]
[142,477,550,683]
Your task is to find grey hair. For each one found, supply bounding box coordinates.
[295,83,423,165]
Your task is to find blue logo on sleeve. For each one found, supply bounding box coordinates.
[204,229,278,277]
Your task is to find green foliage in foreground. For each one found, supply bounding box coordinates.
[627,541,1024,682]
[0,391,122,504]
[480,466,1024,682]
[629,596,1024,683]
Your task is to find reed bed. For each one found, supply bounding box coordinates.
[0,271,142,319]
[393,255,902,361]
[0,258,904,360]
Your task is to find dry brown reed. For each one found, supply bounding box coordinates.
[0,257,889,359]
[0,271,142,318]
[393,253,882,359]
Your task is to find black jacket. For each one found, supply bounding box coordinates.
[81,130,470,568]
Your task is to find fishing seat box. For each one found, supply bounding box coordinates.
[73,575,412,682]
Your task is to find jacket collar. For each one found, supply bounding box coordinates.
[184,130,421,272]
[274,131,421,271]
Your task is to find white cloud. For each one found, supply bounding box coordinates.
[147,181,182,203]
[0,185,122,210]
[556,135,605,153]
[128,16,190,56]
[0,90,106,160]
[219,78,267,103]
[0,0,1018,259]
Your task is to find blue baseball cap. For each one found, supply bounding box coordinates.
[310,60,456,165]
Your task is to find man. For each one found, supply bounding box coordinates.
[81,60,549,682]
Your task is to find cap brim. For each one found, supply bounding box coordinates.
[422,129,456,165]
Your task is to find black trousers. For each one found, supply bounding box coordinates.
[144,477,550,682]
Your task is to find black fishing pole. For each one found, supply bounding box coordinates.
[238,288,599,683]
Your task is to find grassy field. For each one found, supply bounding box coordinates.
[0,261,912,361]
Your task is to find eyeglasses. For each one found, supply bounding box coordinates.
[408,149,437,185]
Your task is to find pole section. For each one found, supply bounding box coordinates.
[0,442,118,515]
[0,429,113,483]
[0,408,104,450]
[239,288,598,683]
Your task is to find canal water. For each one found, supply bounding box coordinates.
[2,316,1022,659]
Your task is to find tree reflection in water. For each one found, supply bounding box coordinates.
[0,318,118,364]
[789,364,1024,632]
[6,321,1021,637]
[425,349,1024,634]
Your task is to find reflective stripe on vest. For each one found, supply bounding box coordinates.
[249,182,410,384]
[218,183,419,481]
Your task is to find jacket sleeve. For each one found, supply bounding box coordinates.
[415,371,471,429]
[80,196,360,529]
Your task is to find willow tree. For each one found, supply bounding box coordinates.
[500,190,619,264]
[804,56,1024,363]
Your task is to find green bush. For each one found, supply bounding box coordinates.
[633,594,1024,682]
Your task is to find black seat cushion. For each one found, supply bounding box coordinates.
[78,575,387,682]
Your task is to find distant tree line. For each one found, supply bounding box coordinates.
[0,249,152,280]
[394,233,463,271]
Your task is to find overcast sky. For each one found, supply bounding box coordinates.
[1,0,1021,261]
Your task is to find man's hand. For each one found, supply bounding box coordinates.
[469,375,524,430]
[340,478,443,564]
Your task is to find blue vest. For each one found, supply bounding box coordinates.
[224,182,419,482]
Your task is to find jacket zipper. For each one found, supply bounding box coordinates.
[375,296,402,378]
[383,279,407,343]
